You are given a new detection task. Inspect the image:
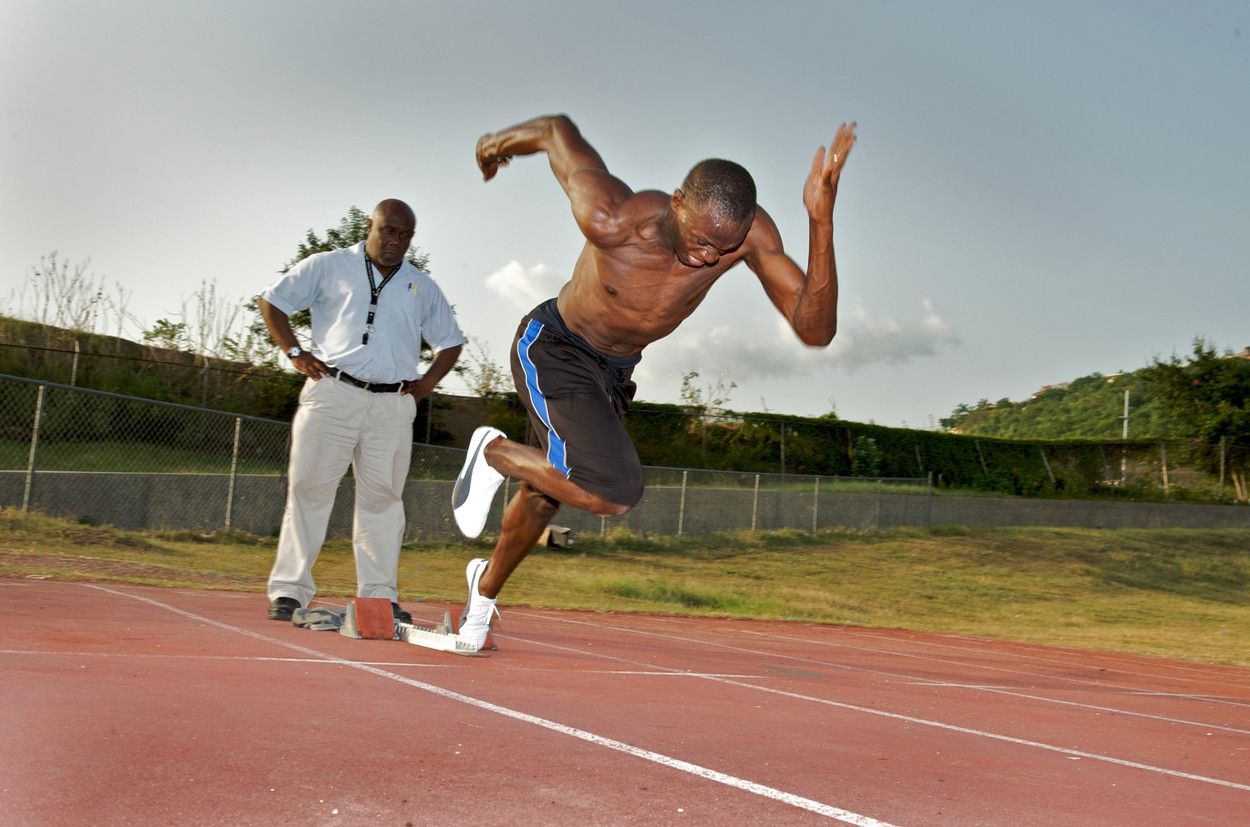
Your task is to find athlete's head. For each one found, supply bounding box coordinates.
[671,160,756,268]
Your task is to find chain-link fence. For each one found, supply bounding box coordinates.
[0,374,927,539]
[3,373,1248,540]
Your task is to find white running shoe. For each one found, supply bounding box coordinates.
[459,557,500,651]
[452,426,506,539]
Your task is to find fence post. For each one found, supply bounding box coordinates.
[927,471,935,526]
[751,473,759,533]
[812,476,820,534]
[677,470,688,536]
[70,341,81,386]
[779,423,786,475]
[974,439,988,477]
[1160,442,1170,496]
[22,384,47,514]
[224,416,242,530]
[1219,437,1226,499]
[1039,446,1056,486]
[875,479,882,530]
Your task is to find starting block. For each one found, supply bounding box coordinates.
[338,598,491,656]
[396,610,486,657]
[340,597,395,639]
[538,525,574,548]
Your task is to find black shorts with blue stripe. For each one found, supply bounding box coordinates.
[510,299,644,507]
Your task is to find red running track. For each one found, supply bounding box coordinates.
[2,577,1248,825]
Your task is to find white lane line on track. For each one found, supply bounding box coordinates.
[78,584,896,827]
[905,681,1250,736]
[735,626,1250,695]
[1130,691,1250,709]
[520,612,1250,732]
[593,671,767,678]
[497,631,1250,793]
[771,625,1250,690]
[0,649,456,668]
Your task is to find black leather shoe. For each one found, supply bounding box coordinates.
[268,596,300,621]
[392,602,412,624]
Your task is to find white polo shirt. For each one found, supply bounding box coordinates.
[258,242,466,384]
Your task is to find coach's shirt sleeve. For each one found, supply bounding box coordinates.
[256,254,322,317]
[416,271,468,353]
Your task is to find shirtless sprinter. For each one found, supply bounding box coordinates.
[452,114,857,650]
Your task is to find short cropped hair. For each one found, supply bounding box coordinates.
[681,159,757,224]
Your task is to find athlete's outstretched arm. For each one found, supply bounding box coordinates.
[475,114,633,243]
[745,122,857,347]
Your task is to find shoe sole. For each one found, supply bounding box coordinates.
[452,428,505,538]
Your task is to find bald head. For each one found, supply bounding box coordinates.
[365,198,416,271]
[372,198,415,225]
[681,159,756,225]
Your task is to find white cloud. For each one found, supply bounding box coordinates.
[640,297,961,386]
[830,296,962,370]
[484,260,565,309]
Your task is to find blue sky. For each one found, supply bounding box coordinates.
[2,1,1246,429]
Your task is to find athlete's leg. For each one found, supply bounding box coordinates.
[483,435,630,517]
[474,479,560,598]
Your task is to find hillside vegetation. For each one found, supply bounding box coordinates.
[941,370,1177,440]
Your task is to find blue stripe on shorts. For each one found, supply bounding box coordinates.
[517,319,571,477]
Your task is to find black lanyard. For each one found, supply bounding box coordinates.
[362,257,398,345]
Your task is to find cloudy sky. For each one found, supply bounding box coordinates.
[2,1,1246,428]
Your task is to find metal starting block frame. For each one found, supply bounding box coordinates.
[394,611,486,657]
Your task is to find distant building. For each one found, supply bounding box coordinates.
[1031,382,1070,398]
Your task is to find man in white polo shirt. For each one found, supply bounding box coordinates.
[256,198,465,622]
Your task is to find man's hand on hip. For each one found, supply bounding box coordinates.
[292,352,332,380]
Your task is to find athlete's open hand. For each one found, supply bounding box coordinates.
[803,122,857,221]
[476,133,512,181]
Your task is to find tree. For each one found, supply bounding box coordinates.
[142,319,188,350]
[460,337,509,398]
[680,370,738,462]
[4,252,136,338]
[1144,338,1250,445]
[141,278,272,363]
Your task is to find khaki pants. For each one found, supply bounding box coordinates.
[267,377,417,607]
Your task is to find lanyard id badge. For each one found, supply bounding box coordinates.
[362,257,398,346]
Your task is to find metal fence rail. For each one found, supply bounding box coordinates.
[0,374,927,539]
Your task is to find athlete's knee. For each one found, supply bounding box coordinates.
[519,481,561,519]
[589,499,634,518]
[588,479,642,518]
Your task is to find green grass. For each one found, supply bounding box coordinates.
[1,508,1247,666]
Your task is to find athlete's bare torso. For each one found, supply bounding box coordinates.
[556,190,763,359]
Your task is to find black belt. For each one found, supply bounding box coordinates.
[330,368,405,393]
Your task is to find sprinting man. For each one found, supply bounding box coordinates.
[452,114,856,650]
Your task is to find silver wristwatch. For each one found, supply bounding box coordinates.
[287,345,304,359]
